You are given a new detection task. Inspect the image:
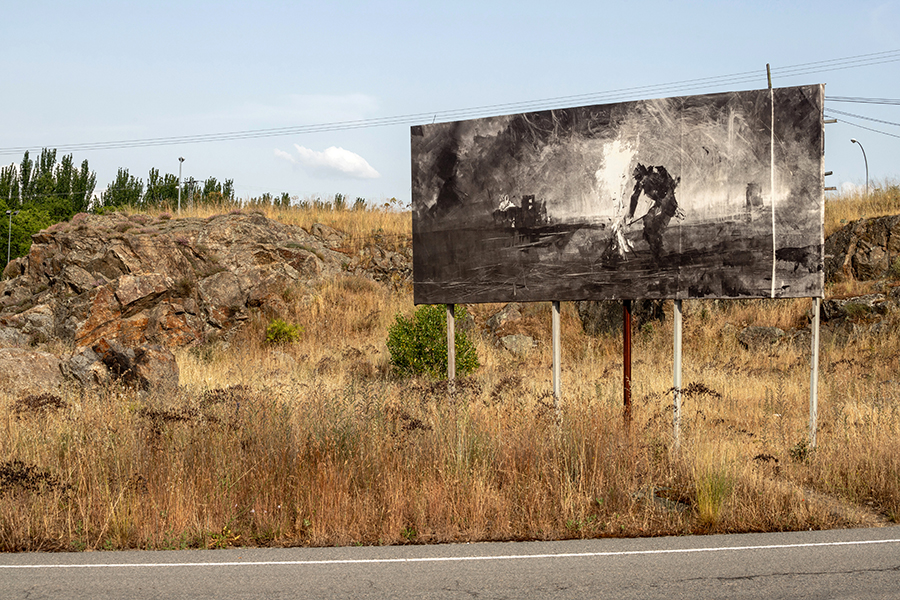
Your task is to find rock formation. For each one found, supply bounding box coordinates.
[0,211,412,349]
[825,214,900,282]
[0,210,412,394]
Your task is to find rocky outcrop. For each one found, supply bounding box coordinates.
[0,211,410,350]
[575,299,665,337]
[825,214,900,282]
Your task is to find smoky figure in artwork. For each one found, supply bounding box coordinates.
[628,164,682,262]
[603,163,684,266]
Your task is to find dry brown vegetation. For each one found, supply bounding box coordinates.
[1,187,899,551]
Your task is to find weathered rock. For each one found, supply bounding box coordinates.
[0,212,360,349]
[821,294,888,322]
[4,304,56,344]
[68,338,180,394]
[308,223,347,249]
[739,325,785,350]
[500,334,534,357]
[0,327,28,347]
[738,326,785,351]
[824,215,900,282]
[486,303,522,332]
[63,347,108,387]
[0,348,64,394]
[576,299,665,336]
[890,285,900,304]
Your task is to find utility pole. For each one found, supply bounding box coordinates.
[850,139,868,199]
[178,157,185,213]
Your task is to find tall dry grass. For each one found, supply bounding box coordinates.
[1,188,898,551]
[825,180,900,237]
[140,196,411,254]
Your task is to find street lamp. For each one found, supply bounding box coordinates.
[850,139,869,199]
[178,157,185,214]
[5,209,19,269]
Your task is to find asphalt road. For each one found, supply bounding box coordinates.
[2,527,899,599]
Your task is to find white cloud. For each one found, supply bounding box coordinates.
[276,144,380,179]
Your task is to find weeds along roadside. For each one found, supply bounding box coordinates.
[1,189,899,551]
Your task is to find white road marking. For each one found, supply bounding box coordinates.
[2,537,899,569]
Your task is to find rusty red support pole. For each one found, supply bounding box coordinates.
[623,299,633,425]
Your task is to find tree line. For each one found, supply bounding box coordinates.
[0,149,237,265]
[0,148,383,268]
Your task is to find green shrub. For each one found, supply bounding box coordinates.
[265,318,303,344]
[387,304,479,378]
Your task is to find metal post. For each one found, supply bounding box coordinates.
[809,297,821,448]
[177,157,184,214]
[850,139,868,199]
[673,299,683,449]
[446,304,455,381]
[552,301,561,415]
[623,300,632,425]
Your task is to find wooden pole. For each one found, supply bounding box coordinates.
[446,304,455,381]
[768,63,777,299]
[673,299,683,449]
[552,300,561,417]
[623,300,632,425]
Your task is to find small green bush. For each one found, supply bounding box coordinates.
[387,304,479,378]
[265,318,303,344]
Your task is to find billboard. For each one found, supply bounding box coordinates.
[411,85,824,304]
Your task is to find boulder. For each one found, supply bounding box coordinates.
[738,326,785,351]
[824,215,900,282]
[486,303,522,332]
[576,299,665,337]
[821,294,888,323]
[0,348,64,394]
[500,334,534,357]
[64,338,179,394]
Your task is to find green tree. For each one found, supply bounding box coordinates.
[144,168,180,208]
[0,149,96,266]
[100,168,143,208]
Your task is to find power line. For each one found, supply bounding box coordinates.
[824,113,900,140]
[826,108,900,128]
[826,96,900,105]
[1,49,899,157]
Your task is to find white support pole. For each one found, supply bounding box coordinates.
[446,304,455,381]
[673,299,683,449]
[552,301,561,415]
[809,297,821,448]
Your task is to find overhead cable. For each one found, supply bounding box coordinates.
[1,48,899,156]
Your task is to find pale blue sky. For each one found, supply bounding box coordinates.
[2,1,898,204]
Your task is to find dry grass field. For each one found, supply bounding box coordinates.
[1,185,898,551]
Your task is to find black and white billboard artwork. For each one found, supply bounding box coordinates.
[412,85,824,304]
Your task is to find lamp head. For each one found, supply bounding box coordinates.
[851,138,858,144]
[179,157,185,163]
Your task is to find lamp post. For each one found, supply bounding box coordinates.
[178,157,185,214]
[850,139,869,199]
[5,209,19,268]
